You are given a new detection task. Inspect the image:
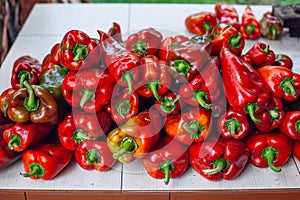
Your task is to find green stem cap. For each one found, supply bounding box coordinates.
[270,26,278,40]
[202,157,230,175]
[8,134,21,150]
[262,146,281,172]
[202,21,211,33]
[86,149,101,165]
[73,43,88,62]
[72,129,90,144]
[280,78,296,97]
[225,118,241,136]
[245,24,255,35]
[23,80,39,112]
[194,90,212,110]
[182,120,204,139]
[229,34,242,49]
[173,60,190,76]
[132,40,147,55]
[147,80,162,102]
[116,100,131,119]
[160,95,180,113]
[121,71,134,95]
[80,89,95,108]
[245,103,261,123]
[18,71,31,89]
[20,162,45,178]
[113,137,138,159]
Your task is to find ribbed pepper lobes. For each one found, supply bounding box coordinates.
[185,12,217,35]
[260,12,283,40]
[74,140,116,171]
[7,83,59,125]
[164,109,212,146]
[240,5,261,40]
[215,3,240,30]
[107,110,162,163]
[62,67,115,113]
[41,43,61,74]
[274,54,293,69]
[137,55,172,101]
[189,138,250,181]
[108,22,122,43]
[11,56,42,89]
[245,42,275,68]
[220,47,271,124]
[3,123,54,152]
[279,110,300,140]
[245,132,292,172]
[258,65,300,101]
[20,143,73,180]
[0,88,16,116]
[218,107,250,140]
[98,30,140,95]
[60,30,100,71]
[142,135,189,185]
[126,27,163,57]
[154,92,181,116]
[58,109,112,151]
[293,140,300,161]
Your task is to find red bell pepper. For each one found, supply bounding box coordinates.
[126,27,163,57]
[108,22,122,43]
[74,140,116,171]
[60,29,100,71]
[215,3,240,30]
[293,140,300,161]
[274,54,293,69]
[279,110,300,140]
[246,132,292,172]
[20,143,73,180]
[62,67,115,113]
[58,109,112,151]
[185,12,217,35]
[218,107,250,140]
[189,138,250,181]
[258,65,300,101]
[107,110,162,163]
[11,56,41,89]
[240,5,261,40]
[41,43,62,74]
[137,56,172,101]
[260,12,283,40]
[142,135,189,185]
[98,30,140,95]
[3,123,54,152]
[220,47,271,124]
[0,132,20,169]
[164,109,212,146]
[157,35,188,62]
[245,42,275,68]
[154,92,181,116]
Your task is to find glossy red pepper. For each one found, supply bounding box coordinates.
[142,135,189,185]
[246,132,292,172]
[126,27,163,57]
[240,5,261,40]
[274,54,293,69]
[11,56,41,89]
[41,43,62,74]
[58,109,112,151]
[245,42,275,68]
[108,22,122,43]
[293,140,300,161]
[215,3,240,30]
[164,109,212,146]
[260,12,283,40]
[74,140,116,171]
[279,110,300,140]
[60,30,100,71]
[185,12,217,35]
[20,143,73,180]
[154,92,181,116]
[258,65,300,101]
[0,130,20,169]
[189,138,250,181]
[220,47,271,124]
[62,67,115,113]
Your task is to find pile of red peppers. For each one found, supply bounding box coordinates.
[0,7,299,185]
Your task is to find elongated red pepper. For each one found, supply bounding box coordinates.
[137,56,172,101]
[11,56,41,89]
[240,5,261,40]
[258,65,300,101]
[220,47,271,124]
[246,132,292,172]
[218,108,249,140]
[60,30,100,71]
[108,22,122,43]
[189,138,250,181]
[260,12,283,40]
[3,123,54,152]
[215,3,240,30]
[293,140,300,161]
[126,27,163,57]
[75,140,116,171]
[245,42,275,68]
[41,43,62,74]
[279,110,300,140]
[20,143,73,180]
[62,67,115,113]
[58,109,112,151]
[142,136,189,185]
[185,12,217,35]
[154,92,181,116]
[275,54,293,69]
[164,109,212,146]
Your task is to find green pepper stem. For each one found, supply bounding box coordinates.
[229,34,242,49]
[245,24,255,35]
[20,162,45,178]
[262,44,270,55]
[295,120,300,133]
[80,89,95,108]
[72,129,90,144]
[225,118,241,136]
[270,26,278,40]
[160,162,174,185]
[202,157,229,175]
[161,95,180,113]
[116,100,131,119]
[73,43,88,62]
[122,71,134,95]
[147,80,162,102]
[18,71,31,89]
[245,103,261,123]
[8,134,21,150]
[262,147,281,172]
[174,60,190,76]
[182,120,204,139]
[202,21,211,33]
[280,78,296,97]
[269,107,280,121]
[194,90,212,110]
[86,149,101,165]
[113,138,138,159]
[23,80,39,112]
[132,40,147,55]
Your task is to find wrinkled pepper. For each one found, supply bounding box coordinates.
[185,12,217,35]
[41,43,61,74]
[279,110,300,140]
[293,140,300,161]
[11,55,41,89]
[275,54,293,69]
[260,11,283,40]
[164,109,212,146]
[246,132,292,172]
[240,5,261,40]
[107,110,162,163]
[258,65,300,101]
[245,42,275,68]
[74,140,116,171]
[215,3,240,30]
[220,47,271,124]
[142,135,189,185]
[58,109,112,151]
[189,138,250,181]
[20,143,73,180]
